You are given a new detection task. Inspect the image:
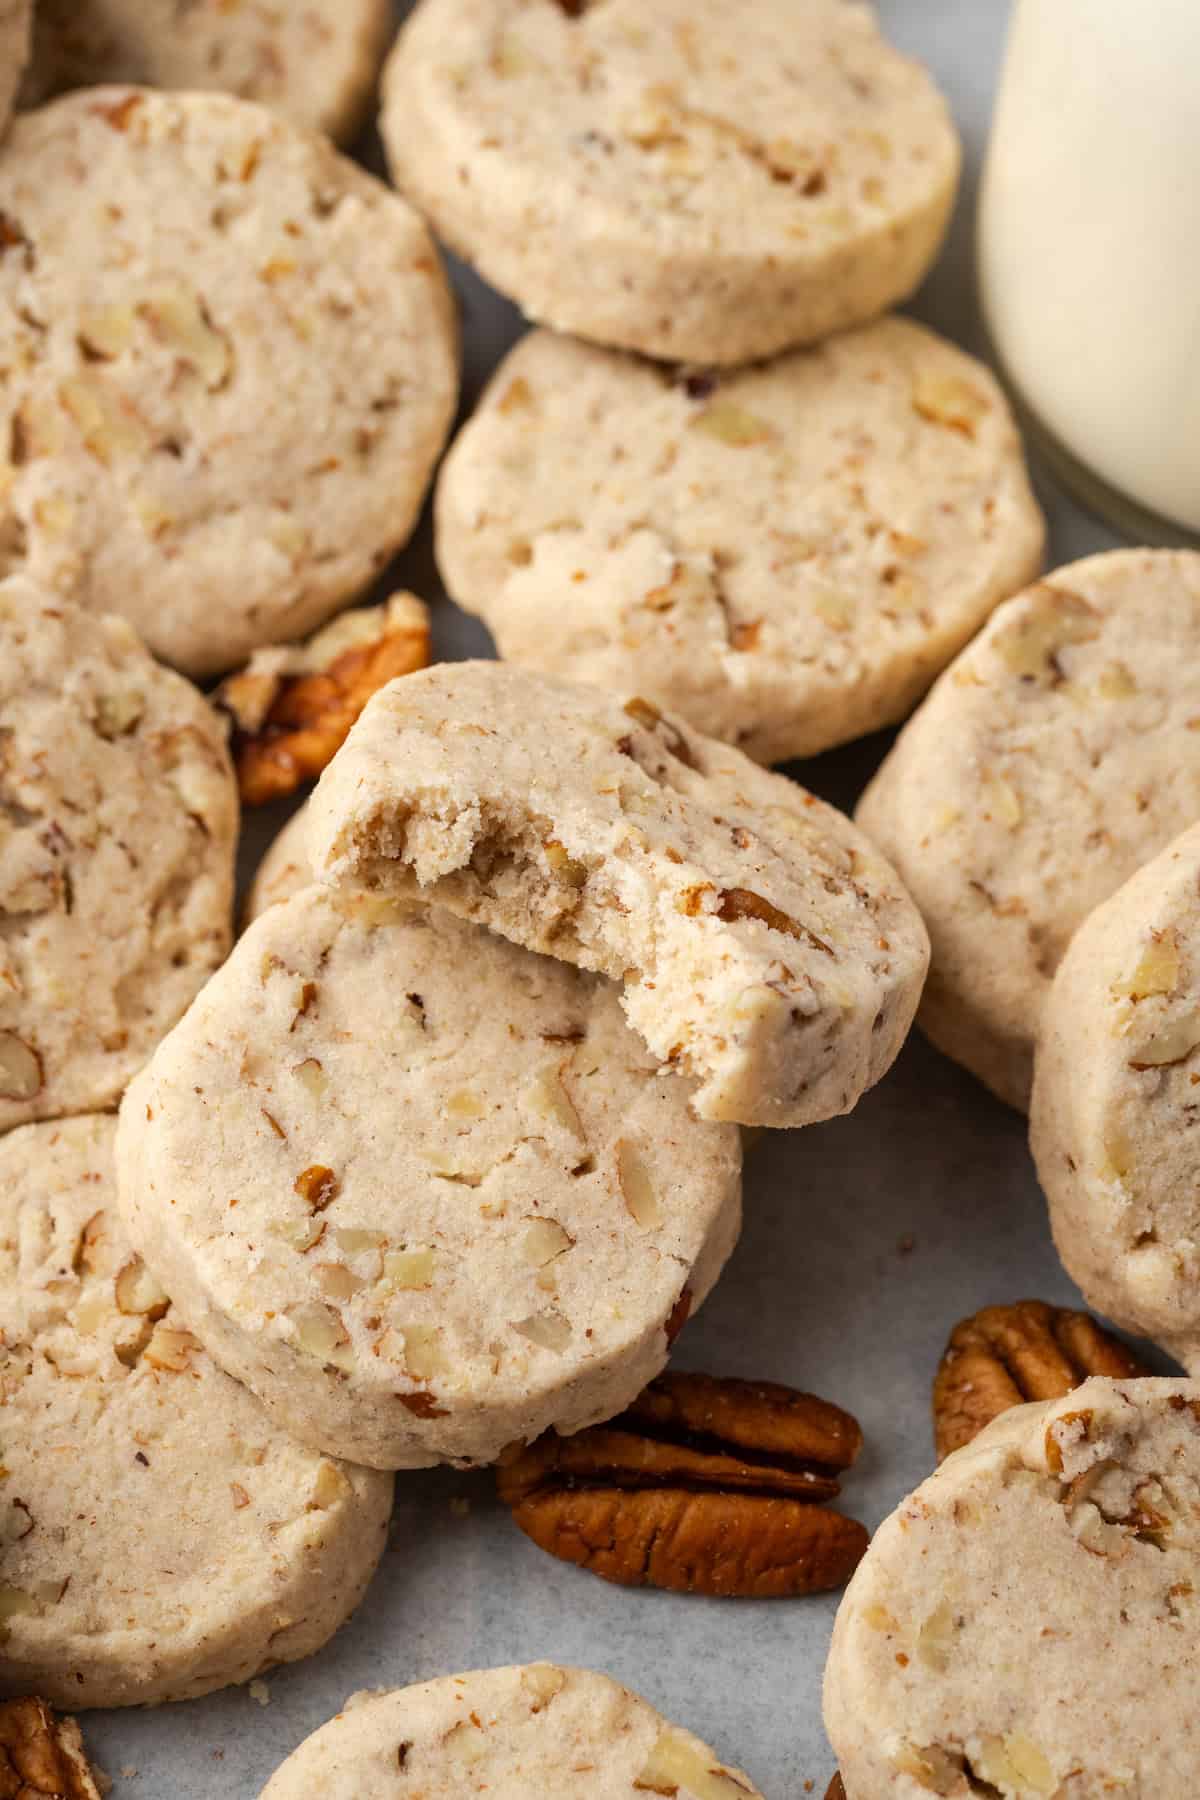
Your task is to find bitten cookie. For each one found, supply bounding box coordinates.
[1032,823,1200,1371]
[0,1115,393,1710]
[825,1378,1200,1797]
[856,549,1200,1111]
[0,0,30,138]
[307,662,930,1128]
[0,580,236,1132]
[117,886,742,1469]
[381,0,959,365]
[24,0,392,144]
[260,1664,764,1798]
[436,321,1043,763]
[0,88,457,677]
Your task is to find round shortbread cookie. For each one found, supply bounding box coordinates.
[0,579,236,1133]
[0,1115,393,1710]
[244,804,313,922]
[436,321,1044,764]
[0,0,31,139]
[855,549,1200,1112]
[380,0,960,366]
[0,88,457,678]
[1032,823,1200,1370]
[260,1663,764,1798]
[116,886,742,1469]
[307,661,930,1129]
[24,0,392,145]
[824,1377,1200,1797]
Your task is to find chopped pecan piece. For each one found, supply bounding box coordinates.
[216,592,431,805]
[716,888,834,956]
[933,1300,1150,1461]
[498,1370,867,1598]
[825,1778,847,1800]
[0,1697,106,1799]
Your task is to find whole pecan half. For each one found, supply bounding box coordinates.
[215,591,431,805]
[0,1697,104,1799]
[933,1300,1150,1461]
[497,1371,867,1598]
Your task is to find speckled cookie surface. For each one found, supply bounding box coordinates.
[117,886,742,1469]
[1032,824,1200,1371]
[0,1115,393,1711]
[825,1378,1200,1798]
[307,662,930,1128]
[856,549,1200,1112]
[24,0,392,144]
[381,0,959,365]
[436,320,1043,763]
[0,0,31,138]
[0,87,457,677]
[260,1664,765,1798]
[0,579,236,1133]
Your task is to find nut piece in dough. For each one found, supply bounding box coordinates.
[0,1115,393,1709]
[825,1377,1200,1797]
[1032,821,1200,1370]
[216,592,432,806]
[0,578,236,1132]
[0,88,457,677]
[856,549,1200,1110]
[23,0,392,145]
[382,0,959,365]
[0,1698,104,1799]
[116,885,742,1469]
[307,662,930,1128]
[436,320,1043,764]
[260,1663,764,1798]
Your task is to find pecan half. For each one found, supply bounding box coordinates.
[498,1371,867,1598]
[0,1697,105,1799]
[933,1300,1150,1462]
[216,592,431,805]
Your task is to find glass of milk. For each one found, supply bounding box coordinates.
[978,0,1200,541]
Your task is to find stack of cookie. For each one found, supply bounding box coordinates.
[377,0,1046,769]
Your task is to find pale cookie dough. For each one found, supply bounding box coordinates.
[24,0,392,145]
[116,886,742,1469]
[1032,823,1200,1371]
[381,0,959,365]
[824,1377,1200,1798]
[260,1663,764,1798]
[436,321,1043,763]
[0,0,31,139]
[0,1115,393,1710]
[0,88,457,678]
[307,663,930,1128]
[856,549,1200,1112]
[244,805,313,922]
[0,579,237,1133]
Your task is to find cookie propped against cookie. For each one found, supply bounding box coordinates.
[306,663,930,1127]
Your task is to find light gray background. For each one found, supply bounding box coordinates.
[83,4,1157,1793]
